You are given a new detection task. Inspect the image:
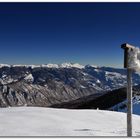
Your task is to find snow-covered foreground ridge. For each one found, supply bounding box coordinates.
[0,107,140,136]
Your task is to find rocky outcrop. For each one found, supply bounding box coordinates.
[0,81,97,107]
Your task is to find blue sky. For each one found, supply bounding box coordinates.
[0,3,140,67]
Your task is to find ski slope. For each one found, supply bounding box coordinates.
[0,107,139,136]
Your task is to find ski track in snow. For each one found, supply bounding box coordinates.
[0,107,139,136]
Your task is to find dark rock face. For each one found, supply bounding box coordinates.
[51,86,140,110]
[0,65,139,108]
[0,81,97,107]
[51,88,127,109]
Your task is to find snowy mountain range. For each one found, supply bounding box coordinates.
[0,62,140,113]
[0,62,85,69]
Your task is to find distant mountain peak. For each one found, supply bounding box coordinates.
[60,63,84,69]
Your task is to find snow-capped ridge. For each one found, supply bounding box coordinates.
[0,63,102,69]
[85,64,98,68]
[60,63,84,69]
[0,63,85,69]
[11,64,40,68]
[44,64,59,68]
[0,64,11,68]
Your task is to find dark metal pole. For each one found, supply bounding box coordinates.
[127,68,133,137]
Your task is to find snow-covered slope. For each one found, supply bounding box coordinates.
[24,74,34,82]
[111,95,140,115]
[0,107,139,136]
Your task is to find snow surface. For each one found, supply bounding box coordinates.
[0,107,139,136]
[45,64,59,68]
[109,94,140,116]
[80,85,86,88]
[113,96,140,116]
[60,63,84,69]
[90,65,98,68]
[0,64,10,68]
[12,64,41,68]
[24,74,34,82]
[96,79,101,83]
